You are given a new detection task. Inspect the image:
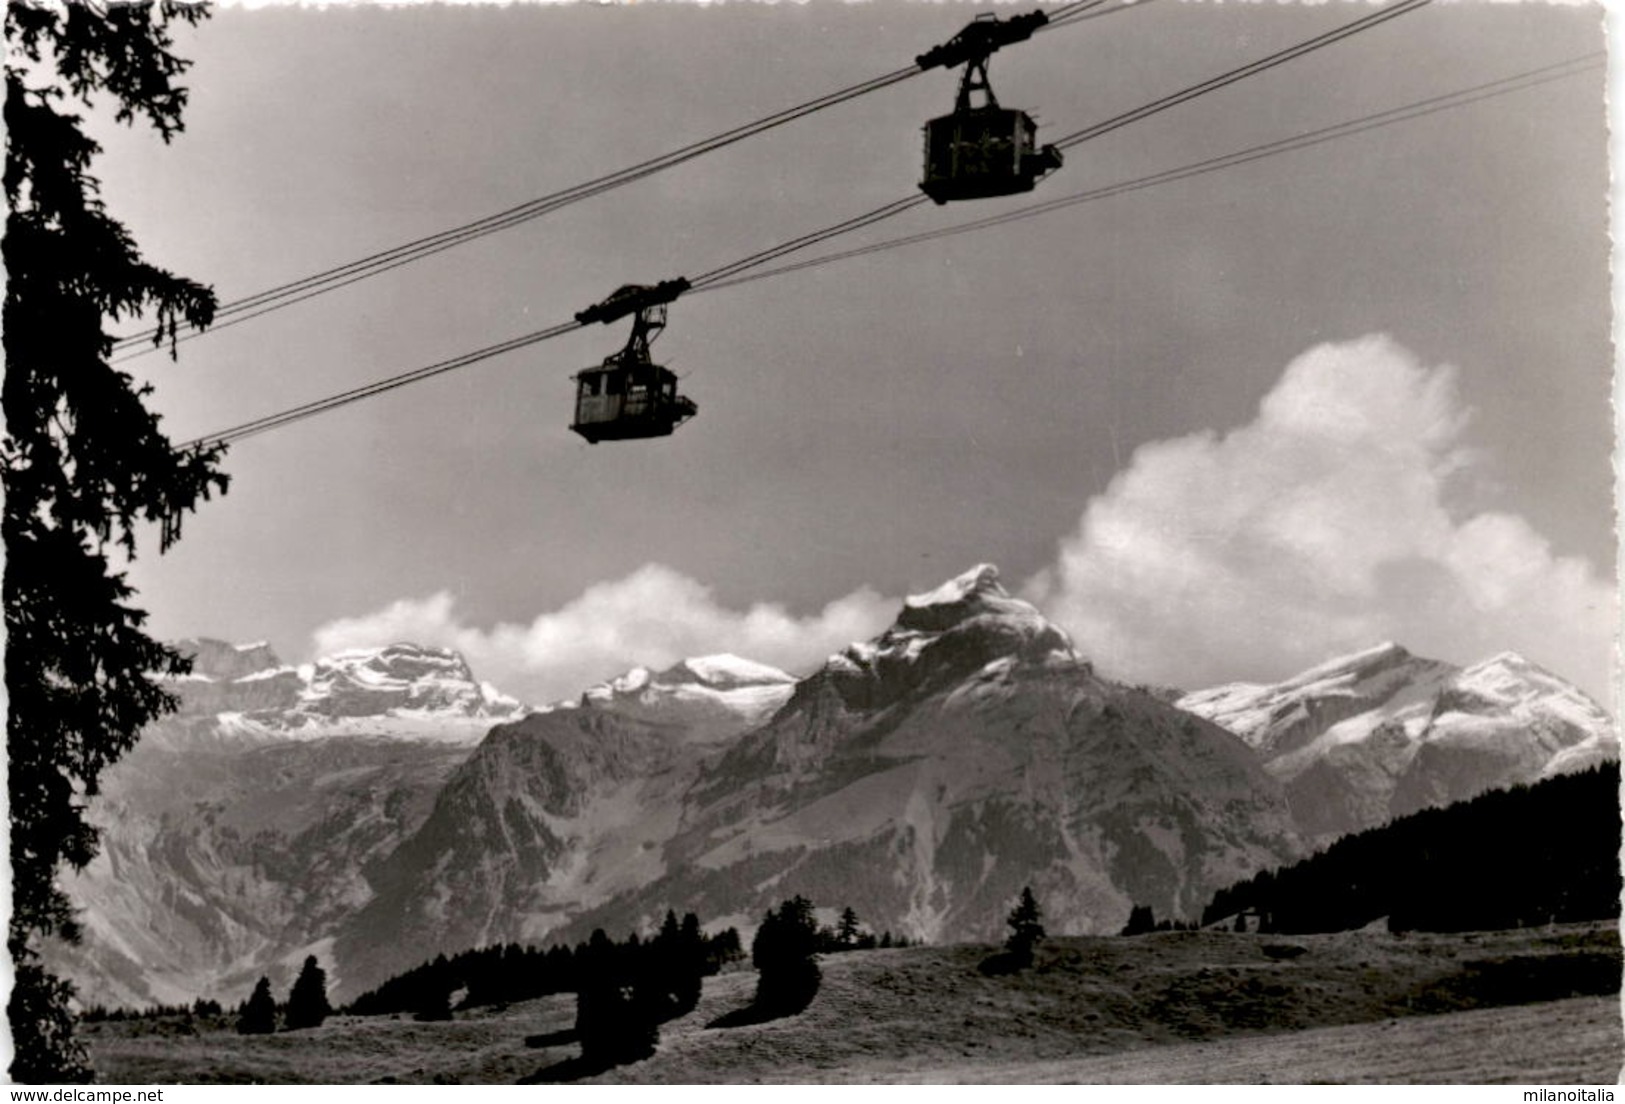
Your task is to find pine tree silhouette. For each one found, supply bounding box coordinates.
[752,896,821,1015]
[1005,886,1046,965]
[836,906,861,949]
[236,978,277,1035]
[1121,904,1156,936]
[284,955,331,1030]
[6,3,228,1082]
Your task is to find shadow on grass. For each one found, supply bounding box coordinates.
[1404,952,1623,1015]
[523,1028,578,1049]
[977,951,1031,976]
[706,992,816,1030]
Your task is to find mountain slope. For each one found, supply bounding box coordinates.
[1178,643,1617,840]
[48,641,523,1008]
[332,566,1302,999]
[331,655,799,996]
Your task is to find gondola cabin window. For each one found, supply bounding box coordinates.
[920,107,1060,204]
[570,362,696,444]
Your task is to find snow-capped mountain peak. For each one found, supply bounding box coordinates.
[896,563,1051,636]
[904,562,1002,609]
[814,565,1082,712]
[1179,641,1617,842]
[572,654,798,743]
[154,639,525,748]
[669,653,797,689]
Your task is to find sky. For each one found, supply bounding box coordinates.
[91,0,1616,706]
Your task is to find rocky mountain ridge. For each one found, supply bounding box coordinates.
[1177,642,1617,840]
[329,565,1302,999]
[147,638,524,749]
[54,576,1617,1008]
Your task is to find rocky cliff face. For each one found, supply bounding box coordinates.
[1178,643,1617,841]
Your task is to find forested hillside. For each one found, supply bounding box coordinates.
[1201,764,1620,933]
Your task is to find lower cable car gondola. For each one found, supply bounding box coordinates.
[916,12,1062,205]
[570,281,697,444]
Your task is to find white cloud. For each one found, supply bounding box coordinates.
[1022,334,1616,704]
[310,564,895,704]
[313,335,1614,711]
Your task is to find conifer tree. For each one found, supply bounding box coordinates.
[1121,904,1156,936]
[284,955,332,1030]
[667,912,705,1016]
[836,906,861,949]
[1005,886,1046,965]
[5,2,226,1082]
[752,895,821,1014]
[236,978,277,1036]
[412,954,454,1022]
[575,929,656,1068]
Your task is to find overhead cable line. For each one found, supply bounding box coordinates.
[112,66,928,361]
[118,4,1139,363]
[1049,0,1431,151]
[182,320,585,449]
[695,0,1429,289]
[179,0,1438,450]
[689,196,933,289]
[695,52,1603,294]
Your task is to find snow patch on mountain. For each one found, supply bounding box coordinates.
[564,653,797,744]
[154,639,526,748]
[1179,643,1616,841]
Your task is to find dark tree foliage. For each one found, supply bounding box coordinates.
[411,954,455,1022]
[646,910,707,1018]
[8,964,85,1083]
[284,955,332,1031]
[1120,904,1156,936]
[705,926,744,973]
[347,920,744,1021]
[835,906,861,949]
[5,0,227,1083]
[1005,886,1046,964]
[751,896,822,1015]
[348,941,579,1017]
[236,978,277,1036]
[574,929,658,1068]
[1200,765,1623,934]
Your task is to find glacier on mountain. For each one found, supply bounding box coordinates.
[1178,642,1616,840]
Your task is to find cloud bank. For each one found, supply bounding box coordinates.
[1023,334,1614,702]
[310,564,896,704]
[313,335,1613,708]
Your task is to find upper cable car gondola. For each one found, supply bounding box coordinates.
[570,279,697,444]
[916,11,1063,204]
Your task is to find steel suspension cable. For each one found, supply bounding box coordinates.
[178,0,1438,451]
[181,320,584,450]
[114,64,924,359]
[694,0,1430,289]
[1051,0,1431,151]
[694,52,1602,294]
[120,3,1154,363]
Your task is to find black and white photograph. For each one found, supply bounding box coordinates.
[5,0,1620,1086]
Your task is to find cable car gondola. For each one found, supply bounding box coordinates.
[916,12,1063,205]
[570,280,697,444]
